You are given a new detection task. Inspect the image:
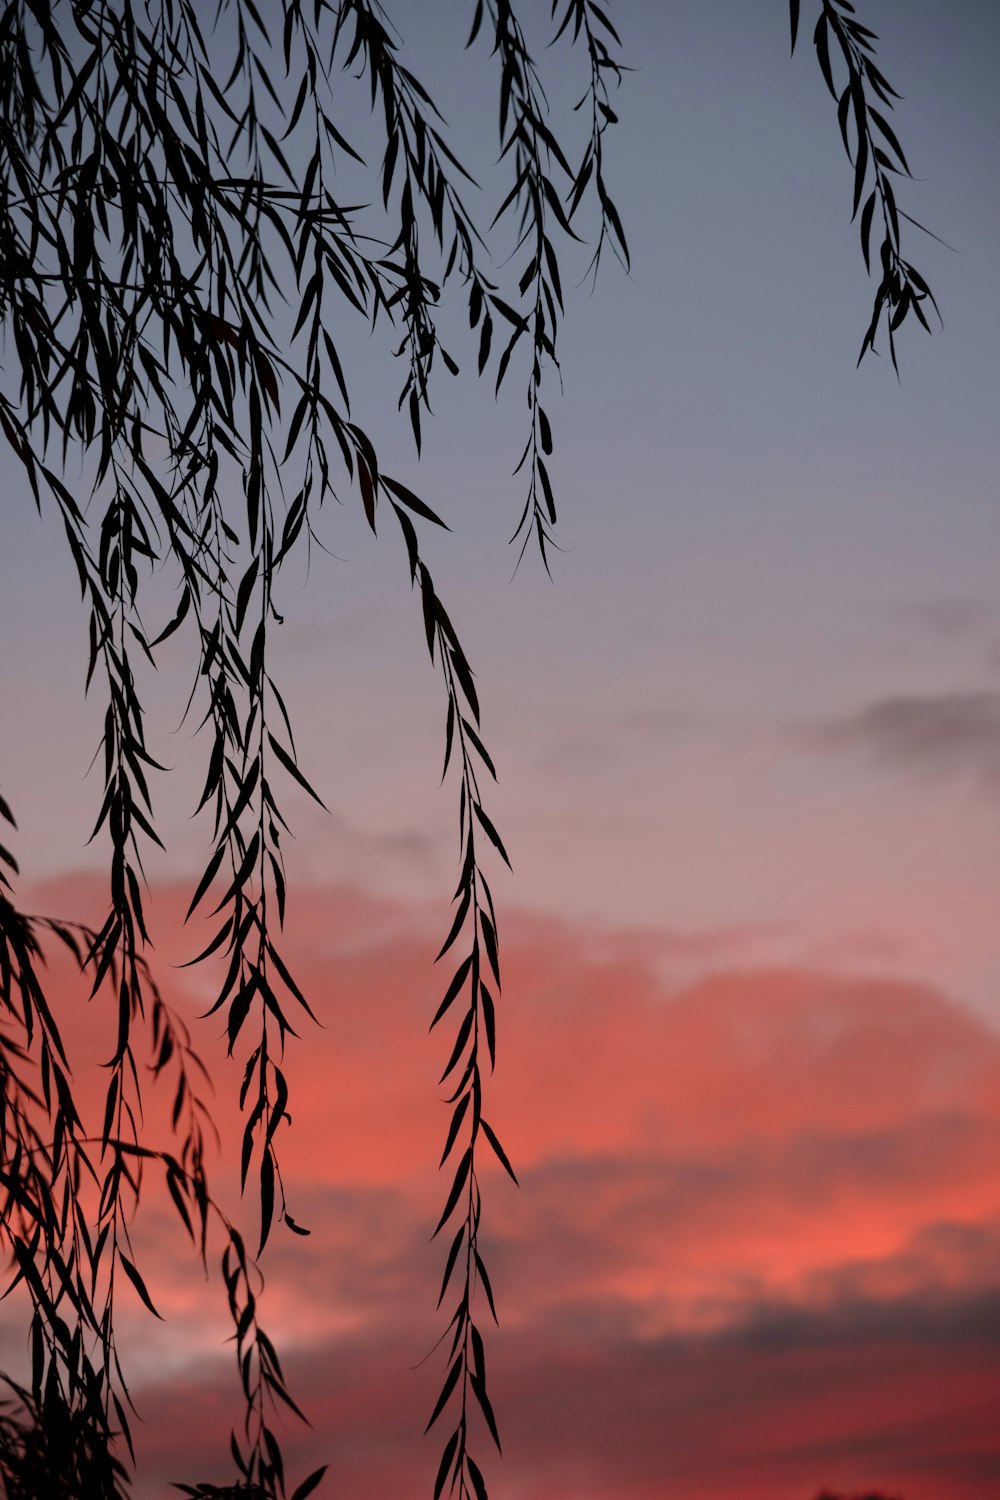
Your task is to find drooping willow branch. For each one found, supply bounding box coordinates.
[470,0,629,570]
[790,0,941,370]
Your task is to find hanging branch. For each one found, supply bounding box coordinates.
[380,482,514,1499]
[791,0,942,371]
[468,0,629,569]
[0,800,319,1499]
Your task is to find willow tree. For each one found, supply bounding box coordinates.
[0,1,937,1497]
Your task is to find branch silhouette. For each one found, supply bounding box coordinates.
[0,1,938,1496]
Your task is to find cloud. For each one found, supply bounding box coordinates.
[313,807,438,873]
[796,690,1000,788]
[893,599,996,642]
[534,702,704,778]
[7,874,1000,1498]
[127,1281,1000,1500]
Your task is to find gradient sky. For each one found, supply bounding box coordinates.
[2,2,999,1498]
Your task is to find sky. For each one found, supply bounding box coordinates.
[2,2,1000,1498]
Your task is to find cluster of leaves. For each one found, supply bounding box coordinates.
[0,0,628,1496]
[790,0,940,370]
[0,796,323,1497]
[0,1373,131,1498]
[1,807,138,1500]
[0,611,345,1474]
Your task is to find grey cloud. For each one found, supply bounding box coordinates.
[131,1270,1000,1500]
[893,599,995,642]
[621,705,701,736]
[324,808,436,863]
[536,704,703,777]
[798,690,1000,787]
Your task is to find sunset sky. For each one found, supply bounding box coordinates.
[2,2,999,1498]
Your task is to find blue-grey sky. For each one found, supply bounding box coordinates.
[5,0,998,1015]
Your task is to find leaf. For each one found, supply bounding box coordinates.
[462,717,496,779]
[851,121,869,219]
[150,586,191,647]
[266,1067,289,1147]
[442,694,457,782]
[473,802,511,869]
[290,1466,329,1500]
[440,1091,471,1166]
[254,346,281,409]
[180,915,233,965]
[259,1148,275,1255]
[437,1224,465,1308]
[470,1321,487,1383]
[478,312,493,374]
[383,474,450,528]
[480,982,496,1070]
[449,644,480,722]
[470,1371,501,1452]
[113,1390,136,1462]
[395,503,420,583]
[358,455,377,531]
[119,1253,163,1319]
[235,556,260,636]
[475,1248,498,1323]
[436,884,471,961]
[228,974,258,1053]
[489,295,525,328]
[870,106,910,175]
[185,840,226,918]
[813,11,835,99]
[267,939,318,1020]
[859,189,877,271]
[590,2,622,44]
[467,1456,489,1500]
[269,1375,309,1424]
[434,1430,460,1500]
[420,564,438,661]
[268,732,329,809]
[479,910,500,986]
[537,457,557,525]
[432,1147,472,1238]
[425,1355,462,1433]
[494,324,524,394]
[431,955,473,1029]
[102,1074,119,1150]
[439,1005,474,1085]
[789,0,800,54]
[480,1119,518,1184]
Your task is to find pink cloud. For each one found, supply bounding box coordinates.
[6,873,999,1498]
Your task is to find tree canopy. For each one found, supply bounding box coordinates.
[0,2,938,1497]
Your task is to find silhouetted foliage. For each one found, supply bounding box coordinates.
[0,1375,131,1497]
[789,0,942,372]
[0,1,936,1496]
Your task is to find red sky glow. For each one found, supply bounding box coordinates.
[4,873,996,1499]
